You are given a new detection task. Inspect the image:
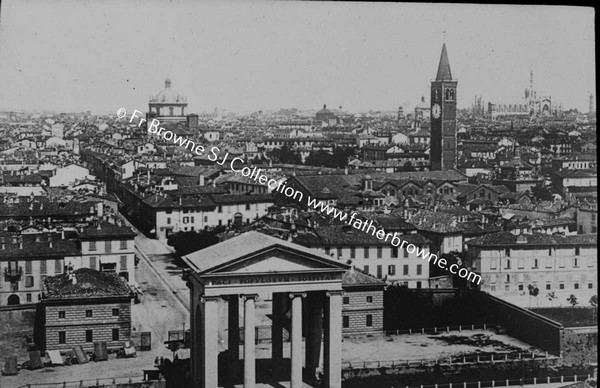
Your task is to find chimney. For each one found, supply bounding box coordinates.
[97,202,104,218]
[72,273,77,285]
[199,175,205,186]
[344,167,348,175]
[48,238,53,248]
[96,222,102,230]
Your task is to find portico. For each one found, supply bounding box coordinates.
[184,231,349,388]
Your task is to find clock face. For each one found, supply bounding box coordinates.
[432,104,441,119]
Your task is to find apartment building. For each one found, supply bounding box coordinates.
[294,225,431,288]
[467,232,597,307]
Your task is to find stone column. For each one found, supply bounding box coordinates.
[290,292,306,388]
[325,290,343,388]
[305,292,323,382]
[200,295,220,388]
[243,294,258,388]
[228,295,240,383]
[271,293,285,368]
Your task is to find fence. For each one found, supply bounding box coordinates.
[342,350,557,369]
[382,323,494,336]
[238,325,290,344]
[16,375,157,388]
[394,374,593,388]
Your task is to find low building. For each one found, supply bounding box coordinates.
[39,268,133,351]
[341,268,385,335]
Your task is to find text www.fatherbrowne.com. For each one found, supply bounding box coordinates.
[119,108,482,285]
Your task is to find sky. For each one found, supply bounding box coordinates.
[0,1,595,114]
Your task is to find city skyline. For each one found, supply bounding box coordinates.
[0,1,595,114]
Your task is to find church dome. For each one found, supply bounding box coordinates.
[150,78,187,104]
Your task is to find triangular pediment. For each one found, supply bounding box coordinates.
[210,247,345,275]
[183,231,349,275]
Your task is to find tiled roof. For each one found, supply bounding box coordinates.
[293,225,430,247]
[467,232,566,247]
[78,221,136,239]
[0,239,80,259]
[43,268,131,299]
[342,268,385,288]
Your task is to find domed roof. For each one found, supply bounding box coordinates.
[150,78,187,104]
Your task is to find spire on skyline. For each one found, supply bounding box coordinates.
[435,43,453,81]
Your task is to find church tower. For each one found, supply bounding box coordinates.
[430,44,457,171]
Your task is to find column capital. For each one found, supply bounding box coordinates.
[200,295,221,303]
[326,290,345,297]
[242,293,259,301]
[289,292,307,299]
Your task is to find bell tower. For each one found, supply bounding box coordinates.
[430,43,457,171]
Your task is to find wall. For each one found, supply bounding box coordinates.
[483,294,563,355]
[342,288,384,334]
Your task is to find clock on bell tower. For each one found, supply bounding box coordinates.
[430,43,457,171]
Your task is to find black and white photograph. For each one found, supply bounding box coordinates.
[0,1,596,387]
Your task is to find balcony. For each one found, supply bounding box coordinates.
[4,266,23,280]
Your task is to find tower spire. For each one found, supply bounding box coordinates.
[435,43,453,81]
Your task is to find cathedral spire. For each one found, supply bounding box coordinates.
[435,43,453,81]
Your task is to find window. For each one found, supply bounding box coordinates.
[105,241,112,253]
[337,247,342,257]
[112,329,119,341]
[120,240,128,250]
[416,281,422,289]
[40,260,47,274]
[364,247,370,258]
[343,297,349,305]
[416,264,422,275]
[25,276,34,288]
[245,204,251,211]
[25,260,32,274]
[548,248,552,256]
[26,293,32,302]
[574,283,579,290]
[120,256,127,271]
[504,284,510,291]
[533,259,538,268]
[388,265,396,275]
[58,311,66,319]
[391,247,398,258]
[575,247,580,256]
[89,241,96,251]
[589,283,594,289]
[490,259,497,270]
[86,310,93,317]
[403,265,409,275]
[167,218,171,225]
[350,247,355,259]
[112,308,120,316]
[518,284,524,291]
[505,248,511,257]
[491,285,496,292]
[573,258,579,268]
[506,274,510,283]
[377,247,383,258]
[559,283,565,290]
[183,217,189,224]
[366,315,373,327]
[366,296,373,303]
[505,259,511,269]
[403,248,409,258]
[343,316,349,328]
[86,330,93,343]
[55,259,62,273]
[58,331,66,344]
[218,206,223,213]
[363,265,369,274]
[324,247,330,255]
[546,283,551,290]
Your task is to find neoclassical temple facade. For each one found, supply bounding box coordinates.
[184,231,349,388]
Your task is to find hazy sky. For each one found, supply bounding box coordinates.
[0,1,595,114]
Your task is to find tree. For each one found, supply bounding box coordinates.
[167,228,223,257]
[547,291,557,307]
[527,284,539,308]
[531,185,553,202]
[567,294,578,322]
[590,295,598,322]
